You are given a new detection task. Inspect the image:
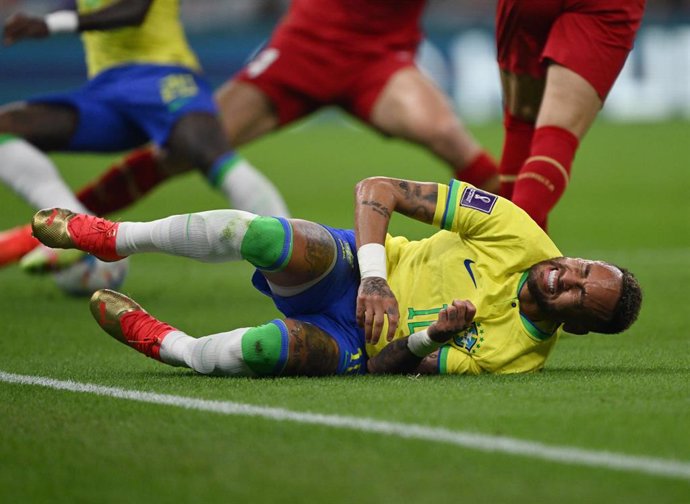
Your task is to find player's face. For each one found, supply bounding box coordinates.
[527,257,623,331]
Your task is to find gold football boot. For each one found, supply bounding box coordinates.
[90,289,175,361]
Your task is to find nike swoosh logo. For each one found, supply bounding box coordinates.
[464,259,477,288]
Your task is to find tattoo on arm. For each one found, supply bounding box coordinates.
[361,200,391,219]
[367,338,422,374]
[395,181,438,224]
[415,351,440,375]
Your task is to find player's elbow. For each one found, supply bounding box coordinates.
[366,358,390,375]
[355,176,394,201]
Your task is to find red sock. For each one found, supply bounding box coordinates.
[454,151,498,191]
[498,113,535,199]
[76,147,168,215]
[511,126,579,230]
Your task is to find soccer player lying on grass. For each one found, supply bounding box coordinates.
[31,177,642,376]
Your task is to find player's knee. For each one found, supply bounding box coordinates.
[167,112,230,171]
[241,216,292,271]
[428,116,464,144]
[241,321,288,376]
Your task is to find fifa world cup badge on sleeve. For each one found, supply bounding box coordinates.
[460,187,497,214]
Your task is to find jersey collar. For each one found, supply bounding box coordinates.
[517,271,558,341]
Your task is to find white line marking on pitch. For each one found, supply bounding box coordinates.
[2,370,689,481]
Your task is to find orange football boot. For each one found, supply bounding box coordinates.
[0,224,39,266]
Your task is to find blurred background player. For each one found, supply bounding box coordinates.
[496,0,647,230]
[31,177,642,377]
[8,0,500,251]
[0,0,289,269]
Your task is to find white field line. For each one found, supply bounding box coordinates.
[2,370,689,482]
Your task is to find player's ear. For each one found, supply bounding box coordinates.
[563,322,589,335]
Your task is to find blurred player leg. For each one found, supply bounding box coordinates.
[206,153,290,217]
[211,80,291,215]
[0,105,90,214]
[497,113,535,200]
[71,79,285,217]
[214,79,281,146]
[497,70,542,199]
[497,1,644,229]
[0,104,95,266]
[76,146,171,215]
[0,224,38,266]
[162,111,290,217]
[369,67,499,192]
[511,65,598,229]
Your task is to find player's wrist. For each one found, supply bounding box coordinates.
[357,243,387,279]
[406,329,444,358]
[44,11,79,34]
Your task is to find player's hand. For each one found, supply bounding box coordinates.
[356,277,399,345]
[427,300,476,343]
[3,13,49,47]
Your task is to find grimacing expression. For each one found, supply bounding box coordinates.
[527,257,623,331]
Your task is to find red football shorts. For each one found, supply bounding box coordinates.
[233,25,417,125]
[496,0,646,99]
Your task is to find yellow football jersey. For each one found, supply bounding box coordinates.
[366,180,563,375]
[78,0,200,78]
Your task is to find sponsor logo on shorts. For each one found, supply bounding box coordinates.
[460,187,497,214]
[338,238,354,269]
[344,349,363,374]
[160,74,199,107]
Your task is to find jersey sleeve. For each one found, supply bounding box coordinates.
[433,180,526,237]
[437,346,483,375]
[431,180,558,256]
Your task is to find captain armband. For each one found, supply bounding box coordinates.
[45,11,79,34]
[406,329,444,358]
[357,243,387,279]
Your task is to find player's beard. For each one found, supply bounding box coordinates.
[526,258,563,317]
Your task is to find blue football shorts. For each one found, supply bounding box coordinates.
[251,224,367,375]
[29,64,217,152]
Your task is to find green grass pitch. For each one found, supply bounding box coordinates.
[1,116,688,503]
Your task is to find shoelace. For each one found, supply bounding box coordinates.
[70,216,118,256]
[80,217,117,250]
[121,312,173,357]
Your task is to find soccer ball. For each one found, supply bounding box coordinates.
[53,255,129,296]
